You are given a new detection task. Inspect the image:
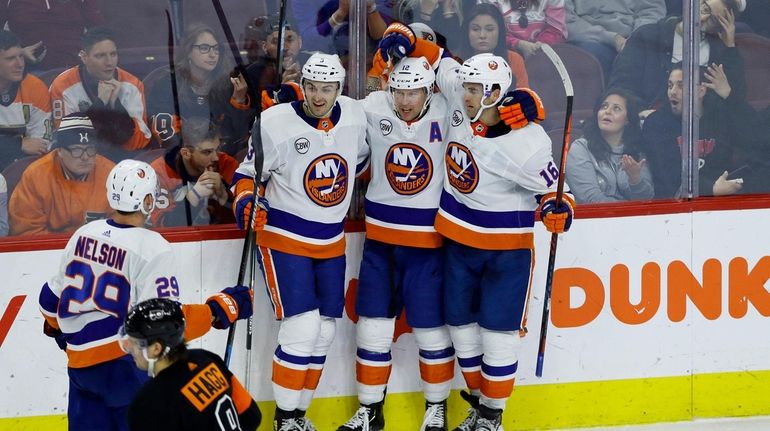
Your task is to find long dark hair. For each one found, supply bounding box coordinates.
[459,3,508,60]
[175,23,234,106]
[583,88,644,161]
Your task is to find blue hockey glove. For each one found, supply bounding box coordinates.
[539,195,575,234]
[378,23,416,63]
[206,285,254,329]
[498,88,546,129]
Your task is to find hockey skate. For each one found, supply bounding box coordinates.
[274,407,304,431]
[452,391,480,431]
[474,404,504,431]
[420,400,448,431]
[295,410,317,431]
[336,401,385,431]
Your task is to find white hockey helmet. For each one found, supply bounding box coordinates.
[301,52,346,87]
[459,53,512,121]
[106,159,160,215]
[389,57,435,120]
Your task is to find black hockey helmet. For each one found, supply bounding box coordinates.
[122,298,185,349]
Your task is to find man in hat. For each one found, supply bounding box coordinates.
[9,112,114,235]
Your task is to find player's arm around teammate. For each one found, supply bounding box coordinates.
[232,52,369,431]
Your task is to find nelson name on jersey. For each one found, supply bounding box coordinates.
[73,235,127,271]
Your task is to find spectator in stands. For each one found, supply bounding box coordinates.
[9,113,114,236]
[608,0,746,113]
[0,30,52,170]
[0,173,7,236]
[50,27,151,160]
[566,88,654,203]
[149,118,237,227]
[146,23,252,156]
[396,0,462,50]
[565,0,665,79]
[695,59,770,194]
[0,0,105,71]
[457,3,529,88]
[642,64,743,198]
[245,14,305,91]
[481,0,568,58]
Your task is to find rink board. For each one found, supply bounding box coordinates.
[1,209,769,430]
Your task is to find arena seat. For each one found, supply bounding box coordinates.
[526,44,605,131]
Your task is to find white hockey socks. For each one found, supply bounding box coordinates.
[355,317,395,405]
[479,328,521,411]
[449,323,483,396]
[272,310,321,411]
[414,326,455,403]
[298,316,336,410]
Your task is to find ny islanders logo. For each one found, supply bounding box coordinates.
[445,142,478,193]
[304,153,349,206]
[385,143,432,195]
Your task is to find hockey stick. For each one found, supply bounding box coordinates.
[168,0,184,44]
[210,0,264,367]
[535,44,574,378]
[274,0,288,86]
[164,8,193,227]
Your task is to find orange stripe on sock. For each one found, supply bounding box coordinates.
[462,370,482,391]
[272,361,307,390]
[356,362,392,386]
[481,377,515,399]
[419,360,454,384]
[304,368,323,390]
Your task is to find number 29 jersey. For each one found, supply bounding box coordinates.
[39,219,181,368]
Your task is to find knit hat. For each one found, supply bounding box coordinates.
[53,113,95,149]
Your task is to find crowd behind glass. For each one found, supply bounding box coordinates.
[0,0,767,238]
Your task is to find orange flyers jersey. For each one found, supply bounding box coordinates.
[49,66,151,150]
[361,90,449,248]
[233,97,369,259]
[0,74,53,143]
[434,57,570,250]
[39,219,183,368]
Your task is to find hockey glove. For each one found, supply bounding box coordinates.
[234,192,269,231]
[378,23,417,63]
[43,320,67,351]
[207,285,254,330]
[498,88,546,129]
[539,195,575,234]
[261,82,303,110]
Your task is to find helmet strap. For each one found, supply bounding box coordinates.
[142,345,170,377]
[470,84,502,123]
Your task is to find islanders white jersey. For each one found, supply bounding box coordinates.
[434,57,570,250]
[39,219,180,368]
[234,97,369,258]
[362,91,449,248]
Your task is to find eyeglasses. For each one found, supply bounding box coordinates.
[192,44,220,54]
[517,0,529,28]
[64,145,97,158]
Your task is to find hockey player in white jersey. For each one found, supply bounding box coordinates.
[38,159,253,431]
[375,25,575,431]
[336,57,454,431]
[232,52,369,431]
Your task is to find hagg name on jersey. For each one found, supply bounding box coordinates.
[445,142,478,194]
[304,153,349,206]
[385,143,433,195]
